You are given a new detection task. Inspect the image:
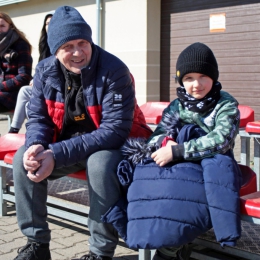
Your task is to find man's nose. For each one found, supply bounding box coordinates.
[73,47,83,55]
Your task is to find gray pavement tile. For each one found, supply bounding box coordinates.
[48,219,76,230]
[115,248,138,257]
[52,243,90,259]
[50,240,71,250]
[53,235,88,247]
[0,237,26,254]
[51,227,80,237]
[0,223,20,233]
[0,219,8,225]
[50,230,73,240]
[57,231,88,243]
[0,251,19,260]
[49,251,68,260]
[0,229,7,235]
[0,216,18,225]
[0,229,24,243]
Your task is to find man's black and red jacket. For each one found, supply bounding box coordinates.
[26,44,152,168]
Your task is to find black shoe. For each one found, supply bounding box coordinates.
[153,245,191,260]
[14,241,51,260]
[9,127,20,133]
[80,252,112,260]
[176,245,192,260]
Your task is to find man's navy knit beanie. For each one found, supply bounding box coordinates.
[176,42,219,86]
[48,6,92,54]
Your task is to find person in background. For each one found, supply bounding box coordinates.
[0,12,32,114]
[9,11,54,134]
[12,5,152,260]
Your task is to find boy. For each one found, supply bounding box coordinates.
[149,42,241,260]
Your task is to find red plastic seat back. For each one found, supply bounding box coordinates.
[67,170,87,180]
[139,102,170,124]
[245,121,260,134]
[240,191,260,218]
[140,103,254,127]
[0,134,25,160]
[238,105,254,128]
[239,164,257,196]
[3,152,16,164]
[238,165,257,216]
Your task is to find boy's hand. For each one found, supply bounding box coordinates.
[151,140,177,166]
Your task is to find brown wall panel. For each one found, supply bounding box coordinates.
[161,0,260,120]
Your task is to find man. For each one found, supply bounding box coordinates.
[13,6,152,260]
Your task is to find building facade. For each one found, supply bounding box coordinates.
[1,0,260,119]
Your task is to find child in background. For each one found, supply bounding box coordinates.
[9,11,54,133]
[149,42,241,260]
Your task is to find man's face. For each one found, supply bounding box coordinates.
[56,39,92,74]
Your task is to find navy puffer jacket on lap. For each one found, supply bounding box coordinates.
[126,159,211,249]
[102,124,242,249]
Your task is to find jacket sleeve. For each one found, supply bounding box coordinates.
[183,101,240,161]
[25,66,56,149]
[0,39,32,92]
[49,67,135,168]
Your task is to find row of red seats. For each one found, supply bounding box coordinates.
[1,102,259,260]
[241,111,260,221]
[0,102,259,221]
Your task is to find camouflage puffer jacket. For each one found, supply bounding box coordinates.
[148,90,240,161]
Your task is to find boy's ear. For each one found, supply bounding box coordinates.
[172,75,178,84]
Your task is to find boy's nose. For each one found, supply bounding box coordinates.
[193,79,200,87]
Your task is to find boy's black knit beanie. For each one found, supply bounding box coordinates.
[176,42,219,86]
[48,6,92,55]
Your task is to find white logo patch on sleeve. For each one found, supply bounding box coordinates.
[113,93,123,107]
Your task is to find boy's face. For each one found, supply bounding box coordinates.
[182,73,213,99]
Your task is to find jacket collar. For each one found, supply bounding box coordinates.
[41,44,99,92]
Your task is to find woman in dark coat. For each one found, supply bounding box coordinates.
[0,12,32,112]
[8,11,54,133]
